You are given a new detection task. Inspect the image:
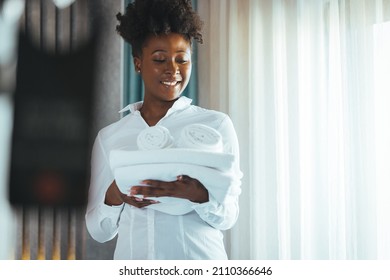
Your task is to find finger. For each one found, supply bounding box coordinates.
[178,175,202,185]
[130,180,163,197]
[131,186,166,198]
[131,179,175,195]
[139,179,165,187]
[123,195,159,208]
[131,195,159,203]
[177,175,192,182]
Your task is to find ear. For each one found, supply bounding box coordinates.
[133,57,141,73]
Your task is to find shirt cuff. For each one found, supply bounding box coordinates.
[192,194,219,216]
[99,203,125,219]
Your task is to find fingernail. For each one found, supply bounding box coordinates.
[130,188,137,195]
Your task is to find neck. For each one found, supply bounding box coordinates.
[140,98,178,126]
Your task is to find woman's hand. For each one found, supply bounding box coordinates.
[130,175,209,204]
[104,180,159,208]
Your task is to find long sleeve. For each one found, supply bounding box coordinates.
[193,194,239,230]
[82,98,243,259]
[85,133,123,243]
[193,115,243,230]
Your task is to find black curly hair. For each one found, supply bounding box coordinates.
[116,0,203,57]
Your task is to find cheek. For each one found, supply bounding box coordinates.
[152,67,161,75]
[143,68,161,83]
[181,65,192,81]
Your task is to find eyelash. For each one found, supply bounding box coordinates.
[153,59,189,64]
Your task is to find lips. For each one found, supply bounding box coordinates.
[160,80,181,87]
[161,80,182,87]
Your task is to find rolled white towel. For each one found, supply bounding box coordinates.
[109,148,235,173]
[177,124,223,152]
[137,125,174,150]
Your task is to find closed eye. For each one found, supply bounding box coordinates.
[177,59,189,64]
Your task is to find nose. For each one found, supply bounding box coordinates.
[165,60,179,75]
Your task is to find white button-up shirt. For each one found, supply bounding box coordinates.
[85,97,242,259]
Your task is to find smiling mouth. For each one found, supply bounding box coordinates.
[161,81,181,87]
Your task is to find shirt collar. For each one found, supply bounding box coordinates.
[118,96,193,114]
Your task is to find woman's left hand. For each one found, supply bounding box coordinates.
[129,175,209,203]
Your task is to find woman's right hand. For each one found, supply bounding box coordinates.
[104,180,159,208]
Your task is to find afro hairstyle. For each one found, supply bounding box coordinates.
[116,0,203,57]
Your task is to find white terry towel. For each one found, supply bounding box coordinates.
[110,124,241,215]
[109,149,235,172]
[114,163,241,205]
[110,123,233,171]
[177,123,223,152]
[143,197,197,216]
[136,125,174,150]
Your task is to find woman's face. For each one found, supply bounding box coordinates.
[134,33,192,103]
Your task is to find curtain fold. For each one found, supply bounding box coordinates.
[198,0,390,260]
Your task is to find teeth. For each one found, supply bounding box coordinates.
[162,81,179,86]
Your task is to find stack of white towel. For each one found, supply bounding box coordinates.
[109,124,241,215]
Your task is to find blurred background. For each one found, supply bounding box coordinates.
[0,0,122,260]
[1,0,390,260]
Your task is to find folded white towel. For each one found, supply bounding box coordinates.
[110,124,241,215]
[137,125,174,150]
[134,196,197,215]
[109,148,235,173]
[177,123,223,152]
[114,163,241,206]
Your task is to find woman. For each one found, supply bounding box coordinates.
[85,0,242,260]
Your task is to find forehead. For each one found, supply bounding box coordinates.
[142,33,192,54]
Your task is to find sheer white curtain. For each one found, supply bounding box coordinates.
[198,0,390,260]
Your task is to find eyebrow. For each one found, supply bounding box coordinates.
[151,49,189,54]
